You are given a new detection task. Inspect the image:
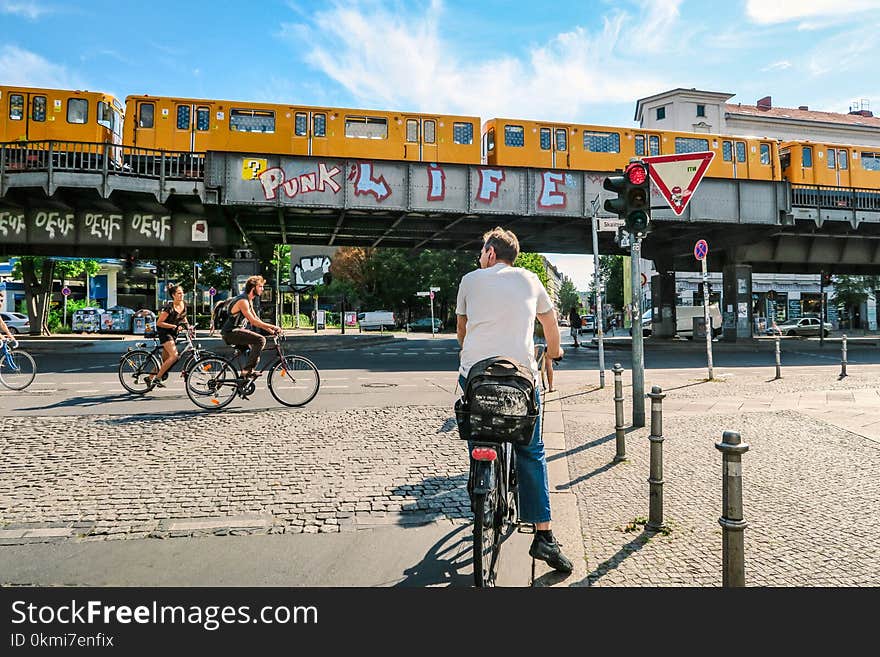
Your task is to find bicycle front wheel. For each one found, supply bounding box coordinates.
[117,350,160,395]
[472,464,500,588]
[0,349,36,390]
[185,356,238,410]
[267,355,320,407]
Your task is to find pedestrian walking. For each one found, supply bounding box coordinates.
[568,306,582,347]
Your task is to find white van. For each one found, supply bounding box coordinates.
[676,304,722,338]
[358,311,395,331]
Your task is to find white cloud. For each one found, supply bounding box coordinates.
[805,24,879,76]
[745,0,880,25]
[0,45,82,88]
[0,1,49,20]
[761,60,792,72]
[278,0,670,122]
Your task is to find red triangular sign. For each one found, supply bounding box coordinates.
[643,152,714,216]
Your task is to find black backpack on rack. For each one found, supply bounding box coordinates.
[454,356,539,445]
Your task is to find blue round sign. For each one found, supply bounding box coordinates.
[694,239,709,261]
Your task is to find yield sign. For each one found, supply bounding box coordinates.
[644,151,715,216]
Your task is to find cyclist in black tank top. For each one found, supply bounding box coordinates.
[220,275,283,377]
[148,284,190,388]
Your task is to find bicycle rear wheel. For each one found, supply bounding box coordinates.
[117,349,160,395]
[185,356,238,410]
[267,355,320,407]
[472,461,501,588]
[0,349,36,390]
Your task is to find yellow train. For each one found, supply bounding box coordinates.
[123,94,480,164]
[0,85,123,144]
[482,117,780,181]
[781,140,880,189]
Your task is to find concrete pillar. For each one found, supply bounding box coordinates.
[105,270,118,308]
[650,271,676,338]
[722,264,753,341]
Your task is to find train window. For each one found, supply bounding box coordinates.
[802,147,813,167]
[827,149,836,169]
[760,143,771,165]
[230,109,275,133]
[504,125,524,147]
[584,131,620,153]
[345,116,387,139]
[736,142,746,162]
[635,135,645,156]
[9,94,24,120]
[314,113,326,137]
[555,128,567,151]
[780,150,791,170]
[453,122,473,145]
[675,137,709,153]
[424,120,435,144]
[196,107,210,131]
[839,150,848,170]
[32,96,46,122]
[176,105,191,130]
[540,128,551,150]
[861,153,880,171]
[139,103,154,129]
[722,141,732,162]
[487,128,495,151]
[406,119,419,142]
[97,101,114,129]
[649,135,659,155]
[67,98,88,124]
[295,112,308,137]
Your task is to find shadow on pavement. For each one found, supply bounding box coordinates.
[572,529,654,587]
[394,523,472,588]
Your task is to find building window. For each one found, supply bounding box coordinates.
[196,107,210,131]
[540,128,551,150]
[656,106,666,120]
[139,103,154,129]
[230,109,275,133]
[583,131,620,153]
[345,115,387,139]
[67,98,88,124]
[424,120,435,144]
[635,135,645,156]
[675,137,709,153]
[696,104,706,117]
[861,152,880,171]
[555,128,567,151]
[504,125,524,147]
[760,143,771,165]
[313,113,326,137]
[453,122,473,144]
[176,105,190,130]
[295,112,308,137]
[802,146,813,167]
[9,94,24,120]
[32,96,46,122]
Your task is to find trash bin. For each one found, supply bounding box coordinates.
[72,307,102,333]
[100,306,134,333]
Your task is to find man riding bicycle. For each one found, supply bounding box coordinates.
[455,226,572,573]
[220,275,282,378]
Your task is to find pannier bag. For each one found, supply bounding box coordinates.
[455,356,539,445]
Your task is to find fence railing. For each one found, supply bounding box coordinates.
[791,184,880,211]
[0,140,205,181]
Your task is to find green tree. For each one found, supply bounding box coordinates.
[556,276,580,315]
[513,252,548,288]
[12,257,101,334]
[596,255,624,310]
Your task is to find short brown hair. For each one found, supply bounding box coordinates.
[245,275,266,294]
[482,226,520,263]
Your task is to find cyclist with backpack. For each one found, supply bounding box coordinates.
[455,226,572,573]
[219,275,282,378]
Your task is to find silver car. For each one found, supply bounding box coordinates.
[767,316,831,337]
[0,311,29,334]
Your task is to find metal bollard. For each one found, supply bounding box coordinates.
[840,334,848,378]
[646,385,665,531]
[774,335,782,380]
[715,430,749,587]
[612,363,626,462]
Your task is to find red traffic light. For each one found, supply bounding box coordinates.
[626,162,648,186]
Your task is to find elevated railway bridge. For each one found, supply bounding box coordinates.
[2,140,880,338]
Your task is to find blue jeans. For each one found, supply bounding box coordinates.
[458,375,551,524]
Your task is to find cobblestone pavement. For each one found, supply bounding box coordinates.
[557,365,880,586]
[0,407,470,543]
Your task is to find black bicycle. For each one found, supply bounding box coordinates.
[117,326,216,395]
[184,333,320,410]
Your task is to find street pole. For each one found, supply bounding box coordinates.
[313,294,318,334]
[819,271,825,349]
[192,262,197,310]
[630,236,645,427]
[591,215,606,388]
[275,245,281,327]
[701,256,714,380]
[295,293,300,329]
[430,294,435,338]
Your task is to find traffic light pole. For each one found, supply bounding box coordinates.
[591,215,606,389]
[630,236,645,427]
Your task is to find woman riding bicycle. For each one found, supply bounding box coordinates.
[147,283,189,388]
[220,275,282,378]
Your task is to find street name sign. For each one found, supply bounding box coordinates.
[644,152,715,216]
[597,217,625,232]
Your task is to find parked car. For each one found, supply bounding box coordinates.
[558,317,570,327]
[578,314,596,334]
[765,316,831,337]
[407,317,443,332]
[0,311,29,334]
[641,309,652,336]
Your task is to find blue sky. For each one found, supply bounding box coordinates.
[2,0,880,288]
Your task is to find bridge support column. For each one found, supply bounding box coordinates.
[722,264,753,341]
[650,271,676,338]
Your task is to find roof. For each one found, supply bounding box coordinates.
[725,104,880,129]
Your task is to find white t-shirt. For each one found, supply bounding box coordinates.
[456,263,552,379]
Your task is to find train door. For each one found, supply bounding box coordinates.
[291,111,329,157]
[798,145,816,185]
[537,125,569,169]
[827,147,851,188]
[403,116,438,162]
[172,103,212,152]
[634,132,662,158]
[4,91,49,141]
[132,100,157,149]
[722,139,747,178]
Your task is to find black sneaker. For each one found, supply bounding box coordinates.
[529,534,573,573]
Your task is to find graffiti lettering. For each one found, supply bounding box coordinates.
[349,162,391,201]
[84,213,122,241]
[427,164,446,201]
[0,212,26,237]
[259,163,342,200]
[131,214,171,242]
[34,211,75,239]
[476,168,505,203]
[538,171,567,208]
